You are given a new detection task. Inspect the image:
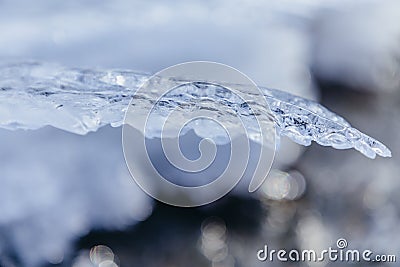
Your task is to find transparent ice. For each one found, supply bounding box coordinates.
[0,62,391,159]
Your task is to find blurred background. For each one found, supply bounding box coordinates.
[0,0,399,266]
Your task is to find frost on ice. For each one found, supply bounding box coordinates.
[0,62,391,159]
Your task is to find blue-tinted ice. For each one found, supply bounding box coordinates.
[0,62,391,159]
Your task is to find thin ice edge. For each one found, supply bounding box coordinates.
[0,62,392,159]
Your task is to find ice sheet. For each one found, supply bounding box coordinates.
[0,62,391,158]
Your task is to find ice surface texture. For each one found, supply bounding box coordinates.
[0,62,391,159]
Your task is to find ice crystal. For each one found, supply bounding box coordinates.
[0,62,391,158]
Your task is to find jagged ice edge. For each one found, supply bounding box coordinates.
[266,89,391,159]
[0,62,391,159]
